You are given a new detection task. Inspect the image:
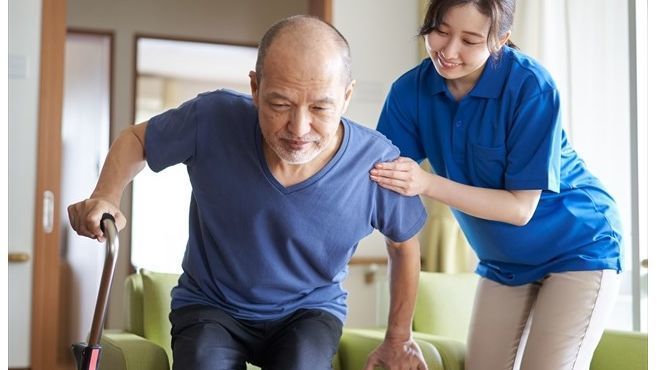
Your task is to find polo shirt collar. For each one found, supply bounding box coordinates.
[423,59,448,96]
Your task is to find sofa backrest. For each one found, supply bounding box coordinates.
[591,329,648,370]
[124,270,181,367]
[124,273,145,336]
[413,272,479,343]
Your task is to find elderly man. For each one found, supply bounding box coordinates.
[68,15,427,370]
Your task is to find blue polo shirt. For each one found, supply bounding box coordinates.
[146,89,427,321]
[377,46,622,286]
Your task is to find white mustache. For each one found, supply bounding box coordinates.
[279,134,321,142]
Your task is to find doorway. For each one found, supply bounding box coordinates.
[59,30,113,349]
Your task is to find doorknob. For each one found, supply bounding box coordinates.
[8,252,30,263]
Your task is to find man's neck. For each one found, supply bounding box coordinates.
[265,123,344,187]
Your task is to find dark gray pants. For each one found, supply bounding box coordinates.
[170,305,342,370]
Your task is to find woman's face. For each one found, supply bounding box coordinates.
[424,3,498,85]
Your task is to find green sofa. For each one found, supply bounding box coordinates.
[98,270,443,370]
[99,270,647,370]
[340,272,479,370]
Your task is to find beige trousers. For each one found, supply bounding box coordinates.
[465,270,620,370]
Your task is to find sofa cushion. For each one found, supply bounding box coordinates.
[141,270,180,367]
[100,330,170,370]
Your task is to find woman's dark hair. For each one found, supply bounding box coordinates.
[419,0,517,54]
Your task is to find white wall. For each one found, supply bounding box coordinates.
[8,0,42,366]
[333,0,420,259]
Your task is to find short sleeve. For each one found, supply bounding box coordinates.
[145,97,199,172]
[371,187,427,243]
[505,88,561,192]
[376,81,427,162]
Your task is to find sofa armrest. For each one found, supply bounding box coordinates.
[99,330,170,370]
[338,328,444,370]
[412,332,466,370]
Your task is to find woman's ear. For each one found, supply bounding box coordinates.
[498,31,512,49]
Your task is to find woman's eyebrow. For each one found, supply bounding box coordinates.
[442,21,486,38]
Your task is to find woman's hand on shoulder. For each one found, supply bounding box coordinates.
[370,157,430,196]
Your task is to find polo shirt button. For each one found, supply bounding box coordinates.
[456,120,462,127]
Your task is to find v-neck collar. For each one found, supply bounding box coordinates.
[254,119,350,194]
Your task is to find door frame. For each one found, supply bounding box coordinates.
[30,0,67,369]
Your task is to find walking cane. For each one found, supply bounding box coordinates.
[72,213,119,370]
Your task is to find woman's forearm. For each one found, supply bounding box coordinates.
[424,173,541,226]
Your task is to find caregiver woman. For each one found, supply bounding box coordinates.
[370,0,623,369]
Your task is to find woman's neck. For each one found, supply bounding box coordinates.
[446,80,473,101]
[446,63,486,101]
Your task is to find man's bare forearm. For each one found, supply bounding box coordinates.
[91,122,148,205]
[384,235,421,341]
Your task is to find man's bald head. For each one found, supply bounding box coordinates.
[255,15,352,86]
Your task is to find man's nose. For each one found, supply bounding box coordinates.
[288,108,312,137]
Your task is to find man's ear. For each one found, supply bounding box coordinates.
[341,80,356,115]
[249,70,259,105]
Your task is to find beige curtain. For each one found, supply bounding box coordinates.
[419,197,477,272]
[418,162,478,273]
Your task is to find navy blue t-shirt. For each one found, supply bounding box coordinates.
[146,89,427,322]
[377,46,622,286]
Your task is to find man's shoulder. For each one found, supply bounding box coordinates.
[196,88,254,107]
[343,118,400,162]
[188,89,257,127]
